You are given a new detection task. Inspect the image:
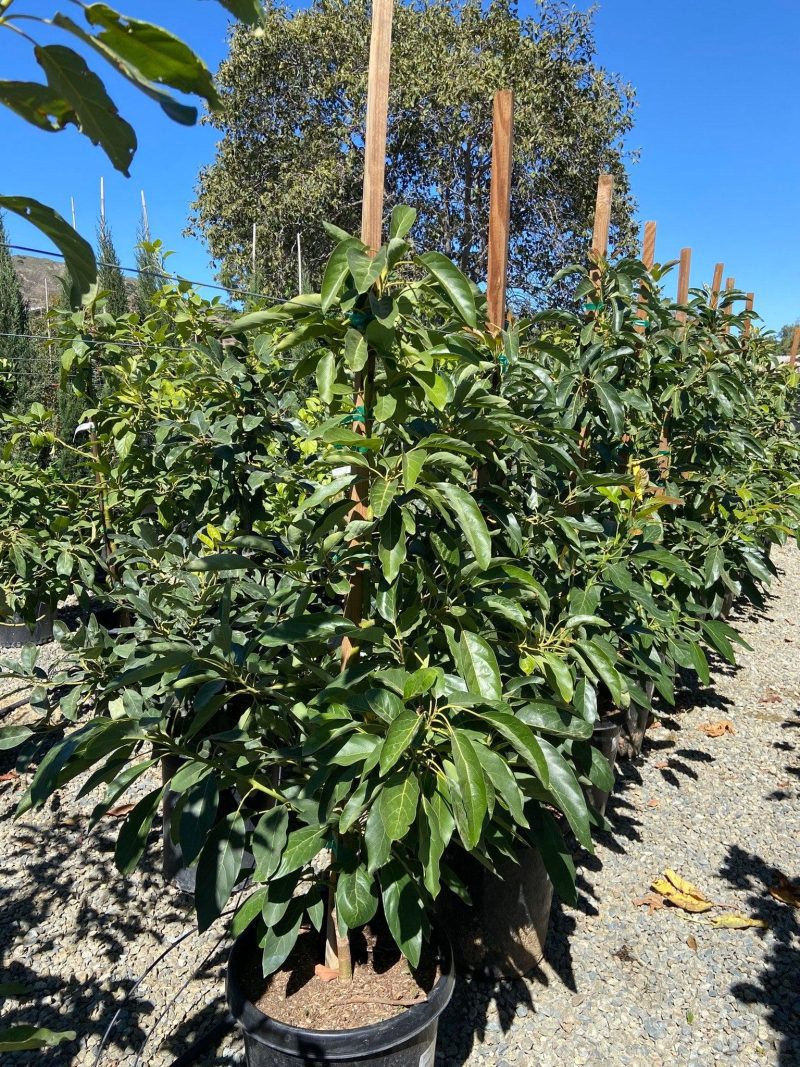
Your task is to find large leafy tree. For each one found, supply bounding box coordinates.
[190,0,637,305]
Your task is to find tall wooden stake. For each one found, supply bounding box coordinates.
[789,326,800,368]
[251,222,257,283]
[641,221,657,270]
[723,276,735,334]
[592,173,614,259]
[486,90,514,334]
[296,232,303,294]
[743,292,754,338]
[70,196,77,230]
[676,247,691,321]
[710,262,724,308]
[140,190,151,240]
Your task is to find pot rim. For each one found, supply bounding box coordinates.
[227,921,454,1058]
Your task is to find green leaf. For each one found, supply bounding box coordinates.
[458,631,502,700]
[472,742,528,827]
[467,706,549,785]
[0,197,95,305]
[687,641,710,685]
[402,668,438,701]
[541,652,574,703]
[402,449,427,490]
[336,864,378,929]
[185,552,251,572]
[380,859,424,966]
[114,786,164,876]
[252,807,289,881]
[529,808,577,906]
[260,613,355,646]
[344,327,369,371]
[178,774,219,865]
[371,478,397,519]
[0,80,72,132]
[417,251,477,327]
[275,824,327,877]
[34,45,136,174]
[379,710,422,775]
[0,725,33,750]
[316,351,336,404]
[215,0,264,24]
[436,483,491,569]
[378,505,406,583]
[296,474,354,516]
[538,737,592,850]
[261,910,302,977]
[321,239,361,310]
[389,205,417,239]
[368,773,419,869]
[449,729,488,849]
[593,378,624,436]
[195,812,246,931]
[0,1026,76,1053]
[230,886,268,938]
[418,799,445,897]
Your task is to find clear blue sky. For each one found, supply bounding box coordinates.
[2,1,798,329]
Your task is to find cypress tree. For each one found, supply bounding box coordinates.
[0,212,36,411]
[97,217,128,317]
[134,203,165,318]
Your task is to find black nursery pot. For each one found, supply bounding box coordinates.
[0,605,54,648]
[227,923,455,1067]
[585,717,621,817]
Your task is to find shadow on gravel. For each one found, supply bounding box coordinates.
[718,844,800,1066]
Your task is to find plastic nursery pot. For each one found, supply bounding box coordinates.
[227,923,455,1067]
[616,680,655,761]
[584,717,622,818]
[435,846,553,979]
[0,605,54,649]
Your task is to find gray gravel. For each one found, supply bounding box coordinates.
[1,544,799,1065]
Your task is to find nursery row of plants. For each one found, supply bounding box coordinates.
[1,210,799,1060]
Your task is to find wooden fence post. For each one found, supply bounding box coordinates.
[590,173,614,294]
[710,263,724,309]
[486,90,514,334]
[676,247,691,322]
[641,221,657,270]
[743,292,754,338]
[341,0,394,675]
[790,326,800,367]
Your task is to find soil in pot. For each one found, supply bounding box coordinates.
[435,846,552,978]
[228,919,454,1067]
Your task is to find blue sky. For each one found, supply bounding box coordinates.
[1,0,798,329]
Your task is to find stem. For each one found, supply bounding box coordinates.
[324,845,353,982]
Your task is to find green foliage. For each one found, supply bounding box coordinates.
[0,212,34,410]
[190,0,636,304]
[96,218,128,318]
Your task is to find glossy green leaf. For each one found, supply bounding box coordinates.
[114,786,164,876]
[417,251,477,327]
[336,864,378,929]
[449,729,488,849]
[458,631,502,700]
[195,812,246,931]
[0,196,95,304]
[436,483,491,569]
[252,807,289,881]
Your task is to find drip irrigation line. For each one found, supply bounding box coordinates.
[0,330,207,355]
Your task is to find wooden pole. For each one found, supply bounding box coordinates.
[743,292,755,338]
[140,190,150,240]
[676,247,691,321]
[723,276,735,334]
[710,262,724,308]
[296,232,303,294]
[70,196,76,230]
[486,90,514,334]
[591,173,614,259]
[251,222,257,283]
[789,326,800,367]
[641,221,657,270]
[99,177,105,225]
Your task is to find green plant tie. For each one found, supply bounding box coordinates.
[339,404,370,453]
[582,302,604,311]
[498,353,509,372]
[633,318,650,327]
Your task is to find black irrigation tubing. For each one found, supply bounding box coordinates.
[0,330,210,355]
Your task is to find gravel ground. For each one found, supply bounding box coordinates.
[1,543,798,1066]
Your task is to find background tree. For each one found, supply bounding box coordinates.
[96,218,128,318]
[0,212,36,410]
[190,0,638,307]
[777,319,799,356]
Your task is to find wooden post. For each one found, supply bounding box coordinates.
[743,292,754,338]
[341,0,393,668]
[789,326,800,367]
[486,90,514,333]
[592,173,614,258]
[710,262,724,308]
[723,276,735,334]
[676,247,691,321]
[641,221,657,270]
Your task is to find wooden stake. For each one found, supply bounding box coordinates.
[340,0,394,673]
[591,173,614,259]
[296,232,303,294]
[743,292,754,338]
[486,90,514,333]
[99,177,105,225]
[723,276,735,334]
[710,262,724,309]
[140,190,150,240]
[789,326,800,367]
[641,221,657,270]
[70,196,76,230]
[676,247,691,322]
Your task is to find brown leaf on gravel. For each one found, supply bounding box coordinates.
[698,719,736,737]
[651,870,714,913]
[769,875,800,908]
[647,798,660,808]
[759,693,781,704]
[0,770,20,783]
[647,719,663,731]
[654,760,669,769]
[687,935,698,951]
[776,781,791,789]
[705,914,768,930]
[106,804,135,819]
[612,945,636,962]
[314,964,340,982]
[633,893,665,914]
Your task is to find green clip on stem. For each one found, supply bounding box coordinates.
[582,302,605,312]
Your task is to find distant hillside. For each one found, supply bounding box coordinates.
[12,254,66,312]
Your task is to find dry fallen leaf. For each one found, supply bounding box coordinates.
[769,875,800,908]
[613,945,636,962]
[647,720,663,731]
[759,693,781,704]
[106,804,135,819]
[0,770,20,783]
[654,760,669,770]
[314,964,339,982]
[698,719,736,738]
[687,935,698,952]
[647,798,660,808]
[706,914,768,930]
[776,781,791,789]
[634,893,666,914]
[651,869,714,913]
